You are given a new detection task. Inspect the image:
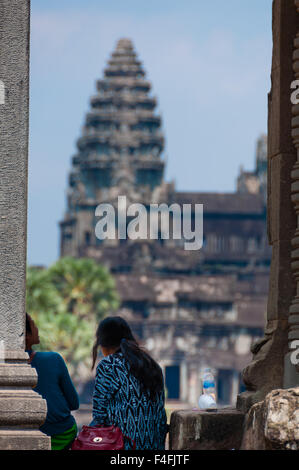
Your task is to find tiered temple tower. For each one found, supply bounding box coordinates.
[60,38,171,257]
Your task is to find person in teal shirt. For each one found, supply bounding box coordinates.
[26,313,80,450]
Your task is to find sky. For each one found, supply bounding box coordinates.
[28,0,273,267]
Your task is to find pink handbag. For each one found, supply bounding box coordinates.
[71,424,136,450]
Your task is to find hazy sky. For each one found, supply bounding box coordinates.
[28,0,273,266]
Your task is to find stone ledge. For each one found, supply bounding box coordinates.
[0,430,50,450]
[169,408,245,450]
[0,391,48,427]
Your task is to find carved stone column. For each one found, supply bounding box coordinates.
[237,0,299,412]
[0,0,50,449]
[284,0,299,387]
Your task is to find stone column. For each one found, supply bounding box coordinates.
[285,0,299,387]
[180,361,188,403]
[230,370,239,405]
[0,0,50,449]
[238,0,299,412]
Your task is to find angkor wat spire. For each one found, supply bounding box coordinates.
[67,38,166,214]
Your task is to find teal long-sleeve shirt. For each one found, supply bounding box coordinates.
[27,350,80,436]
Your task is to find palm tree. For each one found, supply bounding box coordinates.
[26,258,120,380]
[32,310,95,380]
[47,257,119,321]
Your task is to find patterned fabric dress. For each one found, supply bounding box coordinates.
[91,351,167,450]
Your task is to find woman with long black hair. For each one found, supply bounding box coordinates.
[90,316,167,450]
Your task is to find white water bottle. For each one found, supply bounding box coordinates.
[198,368,217,409]
[202,368,216,401]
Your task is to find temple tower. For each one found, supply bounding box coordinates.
[60,38,170,256]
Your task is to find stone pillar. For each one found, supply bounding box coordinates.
[238,0,299,412]
[180,361,188,403]
[0,0,50,449]
[285,0,299,387]
[230,370,239,405]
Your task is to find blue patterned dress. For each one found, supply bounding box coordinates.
[91,351,167,450]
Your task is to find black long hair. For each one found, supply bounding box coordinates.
[25,313,32,334]
[92,316,164,400]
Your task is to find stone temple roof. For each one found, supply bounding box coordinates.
[174,192,265,215]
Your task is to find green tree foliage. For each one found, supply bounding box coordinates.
[26,258,119,379]
[26,266,62,315]
[47,257,119,321]
[30,310,95,379]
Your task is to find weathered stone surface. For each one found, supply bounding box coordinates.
[169,408,244,450]
[268,154,296,245]
[241,388,299,450]
[0,350,50,449]
[268,0,298,158]
[0,351,38,387]
[0,391,47,427]
[0,431,50,451]
[285,0,299,387]
[264,388,299,448]
[238,317,289,412]
[240,401,265,450]
[238,0,299,410]
[266,242,295,322]
[0,0,30,350]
